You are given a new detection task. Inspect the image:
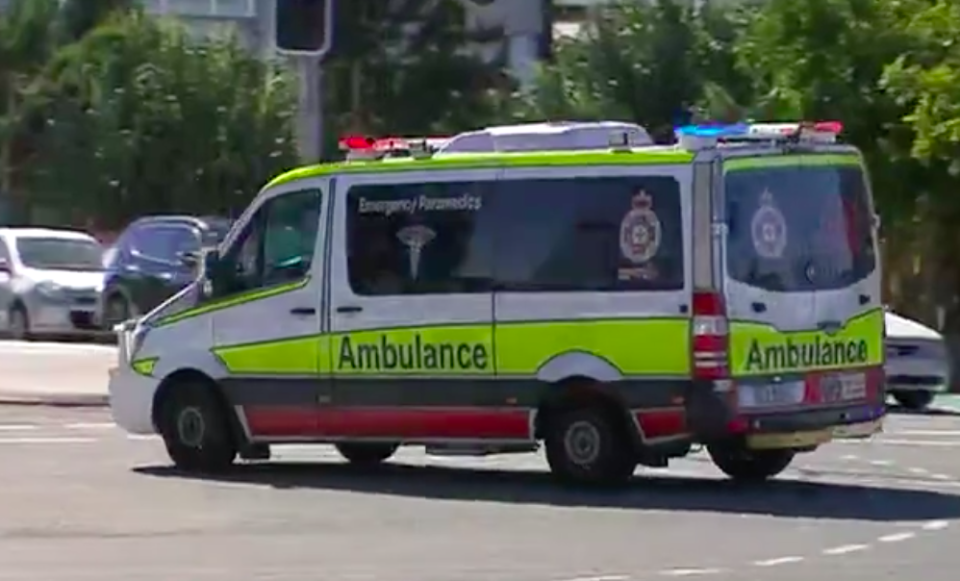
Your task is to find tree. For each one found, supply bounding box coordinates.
[23,12,300,229]
[56,0,136,43]
[511,0,755,139]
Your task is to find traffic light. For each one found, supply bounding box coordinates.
[275,0,333,56]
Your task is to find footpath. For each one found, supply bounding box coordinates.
[1,340,960,414]
[0,341,113,406]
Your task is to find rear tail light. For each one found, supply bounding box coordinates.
[692,290,729,380]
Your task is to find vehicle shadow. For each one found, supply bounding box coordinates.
[134,460,960,522]
[887,403,960,417]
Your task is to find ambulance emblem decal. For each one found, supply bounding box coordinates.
[751,189,787,259]
[397,224,436,279]
[619,190,662,265]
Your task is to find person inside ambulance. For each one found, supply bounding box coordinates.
[262,199,318,285]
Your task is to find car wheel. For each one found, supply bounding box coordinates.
[707,444,794,482]
[104,293,135,329]
[335,442,399,466]
[892,390,935,411]
[544,406,637,487]
[157,381,237,473]
[7,305,31,341]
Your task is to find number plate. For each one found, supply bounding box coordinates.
[747,430,832,450]
[821,372,867,403]
[739,381,805,408]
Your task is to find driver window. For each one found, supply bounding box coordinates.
[220,188,321,296]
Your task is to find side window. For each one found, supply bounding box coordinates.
[492,176,685,292]
[346,181,494,296]
[219,189,321,296]
[0,238,11,262]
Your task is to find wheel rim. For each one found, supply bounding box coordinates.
[176,406,206,448]
[564,420,602,466]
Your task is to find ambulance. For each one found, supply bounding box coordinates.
[108,120,886,487]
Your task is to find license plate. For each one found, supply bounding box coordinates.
[747,429,833,450]
[821,372,867,403]
[739,381,805,408]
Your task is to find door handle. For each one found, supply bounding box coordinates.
[751,301,767,313]
[336,305,362,314]
[859,294,870,305]
[289,307,316,316]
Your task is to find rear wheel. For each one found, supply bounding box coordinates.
[335,442,399,466]
[708,444,794,482]
[892,390,935,411]
[157,380,237,473]
[544,406,637,487]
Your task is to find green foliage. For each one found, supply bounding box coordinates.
[22,12,299,228]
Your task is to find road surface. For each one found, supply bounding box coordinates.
[2,405,960,581]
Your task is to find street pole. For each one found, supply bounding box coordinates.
[296,55,324,162]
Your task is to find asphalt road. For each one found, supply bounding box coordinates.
[1,405,960,581]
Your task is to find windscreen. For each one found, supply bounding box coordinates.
[725,160,876,292]
[16,237,104,271]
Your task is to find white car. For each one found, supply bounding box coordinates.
[885,310,951,410]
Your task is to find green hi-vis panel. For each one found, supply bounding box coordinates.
[728,308,884,377]
[496,318,691,376]
[723,154,861,173]
[213,335,331,375]
[209,319,692,378]
[331,325,494,376]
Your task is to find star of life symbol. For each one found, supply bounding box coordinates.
[619,190,662,264]
[397,224,436,279]
[750,189,787,259]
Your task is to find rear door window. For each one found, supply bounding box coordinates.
[491,176,684,291]
[724,159,876,292]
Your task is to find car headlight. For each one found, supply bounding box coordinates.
[35,281,64,299]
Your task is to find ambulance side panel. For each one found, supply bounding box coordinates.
[493,164,694,443]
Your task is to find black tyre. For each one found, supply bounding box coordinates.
[103,293,134,330]
[892,390,935,411]
[544,406,637,487]
[335,442,399,465]
[157,381,237,473]
[7,304,30,341]
[708,444,794,482]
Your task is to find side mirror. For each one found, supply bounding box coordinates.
[200,249,228,297]
[178,250,201,268]
[0,258,10,274]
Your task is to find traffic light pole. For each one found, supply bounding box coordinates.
[296,55,324,162]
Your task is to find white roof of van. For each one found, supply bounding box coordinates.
[0,227,97,241]
[437,121,653,154]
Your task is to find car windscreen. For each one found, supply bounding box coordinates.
[202,219,232,247]
[724,160,876,292]
[16,237,104,272]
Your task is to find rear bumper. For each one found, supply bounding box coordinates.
[685,378,886,449]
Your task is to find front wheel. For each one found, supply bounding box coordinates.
[544,406,637,487]
[336,442,399,466]
[157,382,237,473]
[708,444,794,482]
[7,305,30,341]
[892,390,935,411]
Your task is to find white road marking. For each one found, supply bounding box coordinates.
[890,430,960,436]
[878,532,915,543]
[922,520,949,531]
[869,459,893,466]
[840,454,859,461]
[823,544,869,555]
[659,569,722,577]
[0,424,38,431]
[0,436,95,444]
[846,439,960,447]
[558,576,630,581]
[908,467,929,475]
[931,473,953,480]
[64,422,116,430]
[753,556,803,567]
[126,434,157,441]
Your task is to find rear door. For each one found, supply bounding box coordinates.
[722,154,881,381]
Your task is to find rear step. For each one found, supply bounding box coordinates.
[426,443,539,457]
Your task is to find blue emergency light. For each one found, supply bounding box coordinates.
[674,123,750,138]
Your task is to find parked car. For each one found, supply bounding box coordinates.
[98,215,231,330]
[884,309,950,410]
[0,227,106,340]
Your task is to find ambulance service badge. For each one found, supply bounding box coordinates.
[750,189,787,259]
[618,189,661,280]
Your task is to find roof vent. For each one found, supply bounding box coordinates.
[437,121,653,154]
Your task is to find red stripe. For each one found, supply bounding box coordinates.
[635,408,687,439]
[243,407,531,440]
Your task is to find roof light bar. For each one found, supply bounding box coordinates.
[674,120,843,149]
[338,135,450,160]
